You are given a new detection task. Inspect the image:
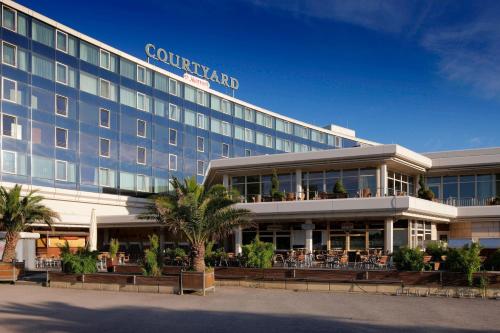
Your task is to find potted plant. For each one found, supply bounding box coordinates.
[140,176,251,295]
[106,238,120,272]
[332,181,348,199]
[270,169,285,201]
[425,241,447,271]
[417,176,435,201]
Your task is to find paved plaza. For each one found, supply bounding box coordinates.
[0,284,499,332]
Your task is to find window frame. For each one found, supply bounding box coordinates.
[136,174,148,192]
[2,6,17,32]
[55,30,68,53]
[137,146,147,165]
[55,160,68,181]
[169,154,177,171]
[99,108,110,128]
[2,77,17,103]
[136,119,146,138]
[1,41,17,68]
[55,62,69,85]
[136,92,146,111]
[55,127,68,149]
[197,160,205,176]
[168,103,179,121]
[99,49,111,70]
[169,128,177,146]
[99,137,111,158]
[99,167,111,187]
[99,78,111,99]
[222,143,229,158]
[2,113,17,138]
[137,64,146,84]
[169,78,179,96]
[197,136,204,152]
[245,149,251,157]
[196,113,206,130]
[1,150,17,174]
[221,121,230,136]
[55,94,68,117]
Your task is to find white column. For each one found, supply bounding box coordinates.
[431,222,437,241]
[234,226,242,255]
[376,167,381,197]
[384,218,394,253]
[222,174,229,189]
[295,169,302,200]
[380,163,388,196]
[305,219,313,254]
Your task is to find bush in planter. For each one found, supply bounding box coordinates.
[417,176,435,201]
[425,241,448,261]
[446,243,482,286]
[242,237,274,268]
[484,249,500,271]
[333,181,347,198]
[109,238,119,258]
[270,169,285,201]
[59,241,99,274]
[142,234,163,277]
[393,247,425,271]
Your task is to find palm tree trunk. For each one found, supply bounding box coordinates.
[2,231,19,263]
[192,242,206,272]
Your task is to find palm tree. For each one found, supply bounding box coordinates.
[0,185,59,262]
[141,177,251,272]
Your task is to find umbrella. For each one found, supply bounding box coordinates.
[88,208,97,251]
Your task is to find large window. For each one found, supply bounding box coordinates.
[2,6,16,31]
[32,20,54,47]
[427,174,495,205]
[55,128,68,149]
[387,171,414,196]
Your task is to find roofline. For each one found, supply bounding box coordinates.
[2,0,377,145]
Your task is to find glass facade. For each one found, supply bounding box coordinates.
[0,4,364,196]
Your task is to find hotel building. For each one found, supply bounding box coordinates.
[0,0,498,257]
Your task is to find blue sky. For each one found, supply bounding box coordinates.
[17,0,500,152]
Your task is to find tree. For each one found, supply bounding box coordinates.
[141,177,251,272]
[142,234,163,277]
[270,169,284,201]
[0,185,59,262]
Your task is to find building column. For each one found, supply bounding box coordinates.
[380,164,388,196]
[384,218,394,253]
[222,174,229,190]
[376,167,381,197]
[234,226,242,255]
[431,222,437,241]
[305,219,313,254]
[295,169,302,200]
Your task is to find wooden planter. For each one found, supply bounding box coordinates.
[181,270,215,295]
[0,261,24,282]
[106,257,119,272]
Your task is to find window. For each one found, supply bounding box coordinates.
[222,143,229,158]
[169,78,180,96]
[234,104,244,119]
[197,136,204,152]
[221,99,231,115]
[196,89,208,106]
[2,114,17,138]
[184,109,196,126]
[137,92,146,111]
[169,128,178,146]
[169,104,180,121]
[2,78,17,103]
[335,136,342,148]
[99,79,111,99]
[2,42,16,67]
[55,160,67,181]
[197,113,206,130]
[245,149,251,157]
[100,49,110,70]
[99,138,110,157]
[137,174,148,192]
[137,65,146,84]
[99,108,110,128]
[169,154,177,171]
[32,20,54,47]
[2,6,16,32]
[2,150,16,174]
[55,128,68,149]
[137,119,146,137]
[99,168,112,187]
[55,95,68,117]
[56,30,68,53]
[221,121,230,136]
[234,126,244,141]
[244,108,254,122]
[265,134,273,148]
[56,62,68,85]
[244,128,254,143]
[197,160,205,176]
[137,147,146,165]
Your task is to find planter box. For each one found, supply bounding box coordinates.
[0,261,24,282]
[181,271,215,295]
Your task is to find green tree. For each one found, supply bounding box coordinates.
[446,243,482,286]
[0,185,59,262]
[270,169,284,200]
[242,237,274,268]
[393,247,425,271]
[142,234,163,277]
[333,180,347,194]
[141,177,251,272]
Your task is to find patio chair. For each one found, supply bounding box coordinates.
[273,254,285,267]
[376,255,389,270]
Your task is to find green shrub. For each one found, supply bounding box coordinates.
[333,180,347,194]
[270,169,284,201]
[417,176,435,201]
[446,243,482,286]
[242,237,274,268]
[59,241,99,274]
[393,247,425,271]
[425,241,447,261]
[109,238,120,258]
[142,234,163,277]
[484,249,500,271]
